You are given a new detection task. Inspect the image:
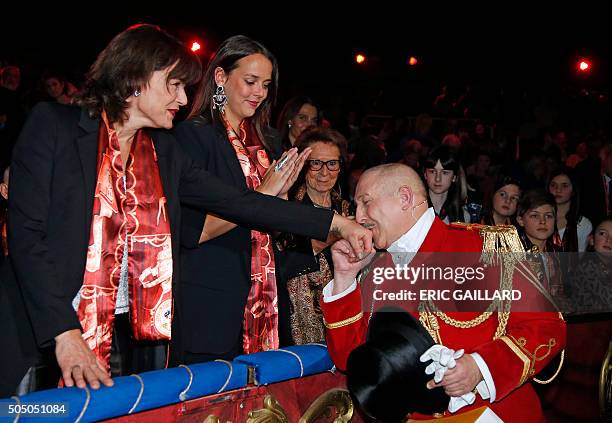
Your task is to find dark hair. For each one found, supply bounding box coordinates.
[481,174,522,226]
[548,167,583,252]
[276,96,318,149]
[424,145,465,222]
[188,35,278,151]
[548,167,580,224]
[78,24,202,123]
[517,189,556,218]
[294,126,347,162]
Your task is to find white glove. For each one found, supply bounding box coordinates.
[420,344,478,413]
[420,345,465,383]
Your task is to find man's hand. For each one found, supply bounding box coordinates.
[55,329,113,390]
[330,239,375,295]
[329,214,373,262]
[427,354,482,397]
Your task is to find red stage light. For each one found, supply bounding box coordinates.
[578,60,590,72]
[191,42,201,52]
[408,56,418,66]
[355,54,366,64]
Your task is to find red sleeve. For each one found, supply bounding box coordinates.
[473,261,567,400]
[320,286,369,371]
[474,311,565,400]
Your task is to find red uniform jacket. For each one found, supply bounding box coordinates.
[321,218,566,422]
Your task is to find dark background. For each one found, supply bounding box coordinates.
[2,7,610,120]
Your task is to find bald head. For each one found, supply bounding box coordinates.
[355,164,429,248]
[360,163,427,200]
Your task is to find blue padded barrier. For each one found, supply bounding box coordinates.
[0,359,249,422]
[233,344,333,385]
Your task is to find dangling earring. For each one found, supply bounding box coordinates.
[288,121,292,129]
[212,84,227,113]
[133,89,141,97]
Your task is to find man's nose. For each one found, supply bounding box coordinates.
[356,206,366,223]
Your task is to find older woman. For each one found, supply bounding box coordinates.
[275,127,351,345]
[1,25,371,396]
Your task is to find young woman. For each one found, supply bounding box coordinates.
[480,175,521,226]
[276,95,318,150]
[423,145,470,223]
[174,36,366,365]
[548,168,592,252]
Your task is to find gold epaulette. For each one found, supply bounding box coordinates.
[451,222,525,265]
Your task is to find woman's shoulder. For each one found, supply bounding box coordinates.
[29,101,81,123]
[174,117,226,151]
[175,116,217,136]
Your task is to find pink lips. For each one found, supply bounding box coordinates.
[247,101,259,108]
[168,109,178,117]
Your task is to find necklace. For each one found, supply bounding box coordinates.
[312,201,332,210]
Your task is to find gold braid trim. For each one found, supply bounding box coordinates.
[534,349,565,385]
[500,334,562,386]
[417,224,521,344]
[324,311,363,329]
[499,336,532,386]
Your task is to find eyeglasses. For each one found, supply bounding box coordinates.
[307,159,341,171]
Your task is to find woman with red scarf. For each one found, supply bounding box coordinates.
[0,25,371,397]
[174,35,317,364]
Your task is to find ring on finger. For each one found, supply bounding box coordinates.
[274,155,290,172]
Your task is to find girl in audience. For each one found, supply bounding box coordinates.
[548,168,592,252]
[423,145,470,223]
[480,175,521,226]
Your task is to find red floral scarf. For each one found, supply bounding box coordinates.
[221,115,278,353]
[77,112,173,372]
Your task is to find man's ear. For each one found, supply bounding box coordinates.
[398,185,413,210]
[587,234,594,248]
[214,67,227,86]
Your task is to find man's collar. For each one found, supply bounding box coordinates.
[387,207,435,253]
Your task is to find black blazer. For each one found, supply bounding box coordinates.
[173,117,285,358]
[0,103,332,395]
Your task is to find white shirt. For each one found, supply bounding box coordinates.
[323,207,497,403]
[558,216,593,252]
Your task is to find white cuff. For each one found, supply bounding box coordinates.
[322,279,357,303]
[471,352,496,402]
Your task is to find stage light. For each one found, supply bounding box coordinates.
[408,56,418,66]
[578,59,591,72]
[191,41,201,53]
[355,54,366,64]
